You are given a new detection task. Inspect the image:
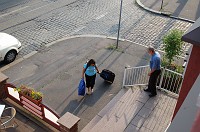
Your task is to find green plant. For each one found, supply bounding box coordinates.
[15,85,43,100]
[161,57,169,68]
[175,65,184,74]
[106,44,124,53]
[106,44,116,50]
[31,91,43,100]
[163,29,184,65]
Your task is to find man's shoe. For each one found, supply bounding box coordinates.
[149,94,157,97]
[144,89,150,92]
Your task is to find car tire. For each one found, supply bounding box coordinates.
[4,50,17,63]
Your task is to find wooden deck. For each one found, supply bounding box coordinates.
[81,86,177,132]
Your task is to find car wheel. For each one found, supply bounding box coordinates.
[4,50,17,63]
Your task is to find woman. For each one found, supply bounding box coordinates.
[82,59,100,94]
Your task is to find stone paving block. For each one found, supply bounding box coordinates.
[2,0,191,59]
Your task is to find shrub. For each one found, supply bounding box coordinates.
[163,29,184,65]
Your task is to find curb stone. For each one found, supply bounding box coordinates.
[135,0,195,23]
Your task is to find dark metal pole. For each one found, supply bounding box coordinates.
[116,0,123,49]
[160,0,164,10]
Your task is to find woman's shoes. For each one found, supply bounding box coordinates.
[87,88,93,95]
[86,88,90,95]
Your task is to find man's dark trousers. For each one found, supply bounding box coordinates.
[148,70,161,95]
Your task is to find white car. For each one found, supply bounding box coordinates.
[0,32,22,63]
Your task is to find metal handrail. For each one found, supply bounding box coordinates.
[125,65,149,69]
[122,65,183,96]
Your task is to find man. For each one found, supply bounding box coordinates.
[144,46,161,97]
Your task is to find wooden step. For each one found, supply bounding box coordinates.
[89,88,134,131]
[81,88,128,132]
[99,101,144,132]
[90,87,148,132]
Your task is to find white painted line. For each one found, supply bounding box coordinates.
[0,6,29,18]
[73,26,86,33]
[95,12,107,20]
[22,4,50,14]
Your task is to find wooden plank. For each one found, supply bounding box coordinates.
[139,126,152,132]
[143,97,159,110]
[98,88,127,117]
[23,105,43,119]
[90,88,144,131]
[130,115,146,128]
[22,100,43,115]
[99,101,144,132]
[21,96,42,110]
[85,87,178,132]
[89,89,133,131]
[137,107,152,118]
[82,89,128,132]
[124,124,140,132]
[142,117,157,130]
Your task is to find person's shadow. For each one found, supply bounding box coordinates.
[60,78,113,116]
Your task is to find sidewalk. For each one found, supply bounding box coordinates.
[1,36,150,131]
[138,0,200,22]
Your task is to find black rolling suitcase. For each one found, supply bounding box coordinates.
[100,69,115,83]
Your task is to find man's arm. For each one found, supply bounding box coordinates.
[148,69,156,76]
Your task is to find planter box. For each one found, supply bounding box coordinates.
[19,93,42,106]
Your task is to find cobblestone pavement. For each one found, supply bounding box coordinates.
[1,0,192,58]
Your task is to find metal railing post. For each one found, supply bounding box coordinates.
[158,67,166,89]
[122,66,127,88]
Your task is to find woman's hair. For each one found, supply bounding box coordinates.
[86,59,96,69]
